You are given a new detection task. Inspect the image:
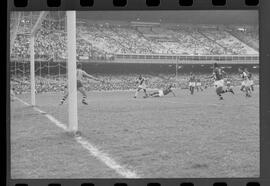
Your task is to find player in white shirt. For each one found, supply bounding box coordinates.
[148,84,176,98]
[238,67,252,97]
[195,79,204,92]
[60,63,104,105]
[244,68,254,91]
[134,75,148,98]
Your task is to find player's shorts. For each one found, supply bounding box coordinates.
[242,80,252,87]
[77,80,83,88]
[158,90,164,97]
[214,79,224,88]
[196,83,201,86]
[246,80,253,87]
[189,82,196,87]
[138,84,146,89]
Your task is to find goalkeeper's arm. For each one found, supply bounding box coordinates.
[84,72,104,82]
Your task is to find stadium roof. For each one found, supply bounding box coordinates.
[77,10,258,25]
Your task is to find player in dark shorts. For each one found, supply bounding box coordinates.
[148,84,176,98]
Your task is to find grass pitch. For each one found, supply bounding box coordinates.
[10,87,259,178]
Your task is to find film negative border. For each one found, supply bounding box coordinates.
[9,0,259,10]
[6,0,270,186]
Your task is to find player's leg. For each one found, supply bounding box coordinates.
[216,86,225,100]
[149,91,159,97]
[240,81,245,92]
[60,85,68,105]
[143,88,148,97]
[227,85,235,95]
[190,85,194,95]
[134,87,142,98]
[78,87,88,104]
[250,80,254,91]
[251,84,254,91]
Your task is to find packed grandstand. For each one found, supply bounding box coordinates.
[10,12,259,61]
[10,11,259,94]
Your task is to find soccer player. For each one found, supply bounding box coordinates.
[149,84,176,97]
[244,68,254,91]
[134,75,148,98]
[188,72,196,95]
[211,63,234,100]
[195,79,204,92]
[60,63,104,105]
[225,78,235,95]
[238,67,252,97]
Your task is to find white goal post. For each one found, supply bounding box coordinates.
[66,11,78,132]
[28,11,78,132]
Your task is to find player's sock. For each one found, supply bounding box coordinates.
[60,96,67,105]
[82,96,88,105]
[134,90,139,98]
[218,94,224,100]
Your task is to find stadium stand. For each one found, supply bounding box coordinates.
[10,17,259,61]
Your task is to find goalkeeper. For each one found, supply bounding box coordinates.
[60,63,104,105]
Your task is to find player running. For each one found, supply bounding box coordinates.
[60,63,104,105]
[211,63,234,100]
[225,78,234,94]
[244,68,254,91]
[238,67,252,97]
[188,72,196,95]
[134,75,148,98]
[148,84,176,98]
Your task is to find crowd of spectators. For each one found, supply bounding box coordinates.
[11,72,259,94]
[10,16,259,61]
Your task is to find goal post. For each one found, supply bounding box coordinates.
[67,11,78,132]
[30,36,35,106]
[29,11,48,106]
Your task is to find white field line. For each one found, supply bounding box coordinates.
[13,96,140,178]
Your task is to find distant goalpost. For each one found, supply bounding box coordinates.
[28,11,78,132]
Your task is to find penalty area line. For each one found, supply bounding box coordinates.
[14,96,140,178]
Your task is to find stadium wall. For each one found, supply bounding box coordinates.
[10,61,259,77]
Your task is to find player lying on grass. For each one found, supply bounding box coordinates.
[211,63,234,100]
[60,63,104,105]
[148,84,176,98]
[238,67,253,97]
[134,75,148,98]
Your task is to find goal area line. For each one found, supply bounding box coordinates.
[13,96,140,178]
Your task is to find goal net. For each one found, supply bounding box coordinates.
[10,11,78,132]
